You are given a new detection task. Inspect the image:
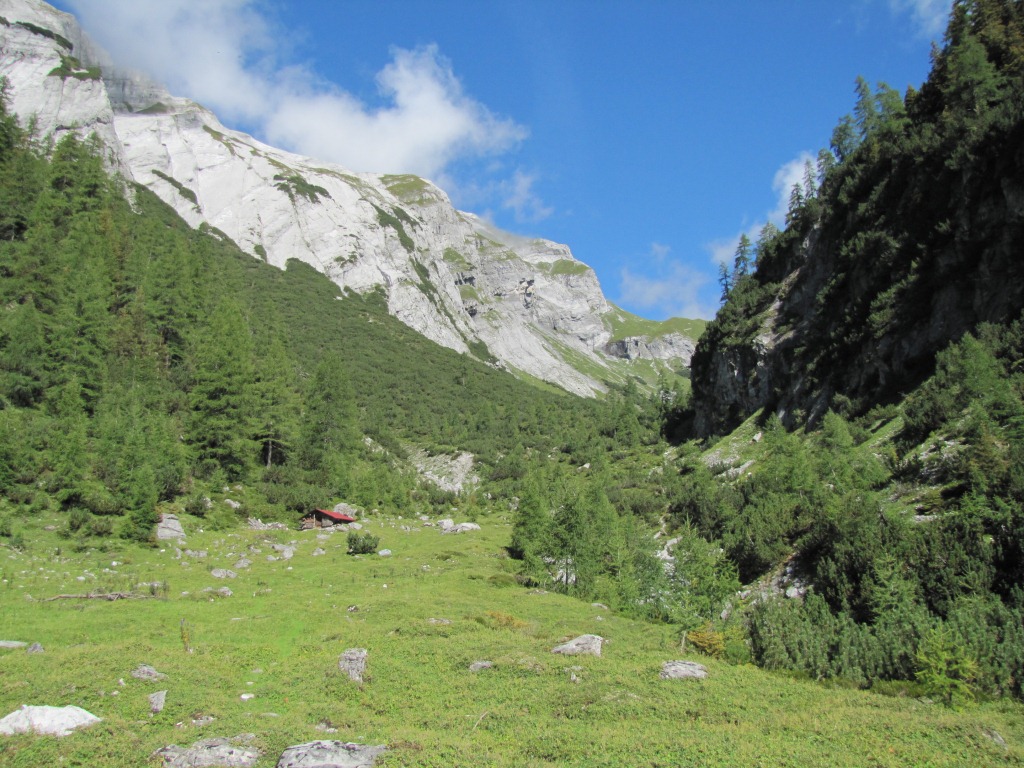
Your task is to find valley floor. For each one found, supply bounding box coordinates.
[1,512,1021,767]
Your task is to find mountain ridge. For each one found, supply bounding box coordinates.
[0,0,700,396]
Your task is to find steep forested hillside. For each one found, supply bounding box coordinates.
[690,0,1024,436]
[0,85,698,623]
[665,0,1024,701]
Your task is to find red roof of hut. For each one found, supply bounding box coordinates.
[314,508,356,523]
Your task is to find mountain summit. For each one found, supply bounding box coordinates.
[0,0,698,395]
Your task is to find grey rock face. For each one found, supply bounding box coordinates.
[660,660,708,680]
[0,704,101,737]
[339,649,368,683]
[603,333,695,365]
[276,741,386,768]
[153,736,260,767]
[551,634,604,657]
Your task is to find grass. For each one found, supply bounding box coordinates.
[547,259,591,277]
[604,305,706,343]
[151,170,199,207]
[0,510,1021,766]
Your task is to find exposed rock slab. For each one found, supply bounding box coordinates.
[153,736,260,767]
[0,641,28,649]
[0,704,100,737]
[276,740,386,768]
[551,634,604,657]
[660,660,708,680]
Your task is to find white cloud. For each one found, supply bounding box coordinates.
[63,0,530,181]
[618,244,715,320]
[703,151,814,270]
[888,0,951,39]
[769,151,815,225]
[499,170,554,223]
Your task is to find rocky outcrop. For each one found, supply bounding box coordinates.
[0,0,701,396]
[603,333,696,365]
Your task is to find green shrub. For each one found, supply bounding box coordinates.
[915,627,978,707]
[347,531,380,555]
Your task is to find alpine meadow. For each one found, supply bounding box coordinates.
[1,1,1024,766]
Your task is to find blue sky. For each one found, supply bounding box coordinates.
[54,0,950,320]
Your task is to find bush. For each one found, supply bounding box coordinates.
[347,531,380,555]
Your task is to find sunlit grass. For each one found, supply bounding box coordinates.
[1,511,1020,767]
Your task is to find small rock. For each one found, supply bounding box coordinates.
[315,720,338,733]
[184,550,207,559]
[347,605,359,612]
[240,693,255,701]
[191,714,215,727]
[377,549,391,557]
[0,641,28,650]
[591,603,609,610]
[551,634,604,657]
[311,548,326,557]
[211,569,237,580]
[660,660,708,680]
[339,648,368,683]
[150,690,167,714]
[25,643,44,654]
[132,664,167,681]
[0,705,101,737]
[224,499,242,509]
[427,618,451,625]
[234,558,252,569]
[276,740,386,768]
[469,661,493,672]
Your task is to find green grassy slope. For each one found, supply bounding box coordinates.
[1,511,1020,767]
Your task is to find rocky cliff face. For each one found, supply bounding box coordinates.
[690,70,1024,437]
[0,0,698,396]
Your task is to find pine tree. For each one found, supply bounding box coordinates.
[298,353,361,495]
[187,298,257,480]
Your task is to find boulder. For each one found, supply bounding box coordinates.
[438,519,481,535]
[0,704,101,737]
[551,634,604,657]
[659,660,708,680]
[156,514,186,540]
[153,736,260,767]
[276,740,386,768]
[338,649,368,683]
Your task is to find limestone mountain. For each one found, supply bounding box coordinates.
[0,0,699,396]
